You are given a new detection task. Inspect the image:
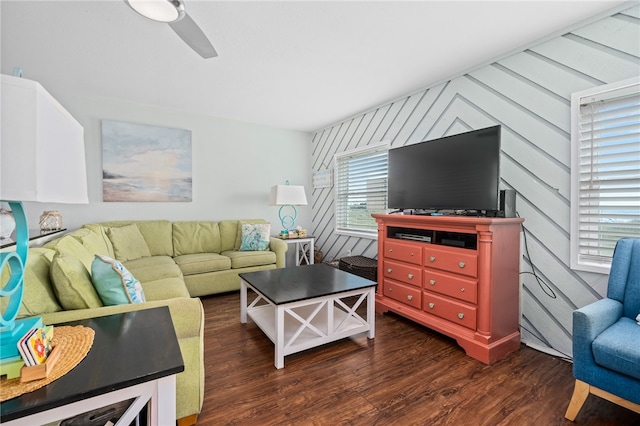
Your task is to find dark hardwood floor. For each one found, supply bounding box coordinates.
[197,292,639,425]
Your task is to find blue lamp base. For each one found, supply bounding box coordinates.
[0,316,43,360]
[278,204,298,232]
[0,201,38,361]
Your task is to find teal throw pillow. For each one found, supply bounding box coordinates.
[239,223,271,251]
[91,254,146,306]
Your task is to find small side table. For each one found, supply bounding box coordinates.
[0,307,184,425]
[276,236,315,266]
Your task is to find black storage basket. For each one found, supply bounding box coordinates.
[338,256,378,281]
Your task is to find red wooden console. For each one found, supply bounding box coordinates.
[372,214,524,364]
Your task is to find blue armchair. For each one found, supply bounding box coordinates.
[565,238,640,421]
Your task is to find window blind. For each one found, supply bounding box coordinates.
[575,82,640,266]
[334,144,388,235]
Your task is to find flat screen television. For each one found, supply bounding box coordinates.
[388,125,501,213]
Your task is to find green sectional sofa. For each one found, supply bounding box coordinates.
[8,219,287,425]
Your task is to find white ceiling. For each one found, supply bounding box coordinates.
[0,0,628,132]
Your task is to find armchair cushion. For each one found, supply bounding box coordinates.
[592,317,640,380]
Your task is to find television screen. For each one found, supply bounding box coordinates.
[388,125,501,212]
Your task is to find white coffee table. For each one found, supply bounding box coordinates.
[240,264,376,369]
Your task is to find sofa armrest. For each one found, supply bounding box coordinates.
[573,298,623,373]
[39,297,203,340]
[269,237,288,268]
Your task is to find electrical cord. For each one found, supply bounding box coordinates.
[517,212,557,299]
[514,212,574,360]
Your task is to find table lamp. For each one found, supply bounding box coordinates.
[270,181,307,232]
[0,74,88,360]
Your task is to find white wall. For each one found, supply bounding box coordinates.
[18,90,312,233]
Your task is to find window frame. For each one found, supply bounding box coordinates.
[333,142,390,239]
[570,76,640,274]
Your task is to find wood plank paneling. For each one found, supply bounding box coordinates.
[310,4,640,357]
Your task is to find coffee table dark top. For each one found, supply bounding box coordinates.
[239,263,377,305]
[0,306,184,423]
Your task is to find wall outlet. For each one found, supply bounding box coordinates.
[346,249,352,257]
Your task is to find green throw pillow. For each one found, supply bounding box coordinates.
[91,255,146,306]
[239,223,271,251]
[50,254,103,310]
[106,224,151,261]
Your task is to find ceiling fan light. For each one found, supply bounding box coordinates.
[125,0,185,23]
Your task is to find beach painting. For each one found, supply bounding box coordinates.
[102,120,192,202]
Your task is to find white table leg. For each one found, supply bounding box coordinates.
[150,375,176,425]
[367,287,375,339]
[309,239,315,264]
[240,279,247,323]
[275,305,285,369]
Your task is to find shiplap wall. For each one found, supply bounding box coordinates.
[311,4,640,357]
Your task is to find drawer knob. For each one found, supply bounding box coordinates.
[459,261,465,268]
[429,279,435,286]
[428,302,435,309]
[429,256,436,262]
[389,248,393,253]
[410,252,414,256]
[458,313,464,319]
[460,288,465,292]
[387,268,392,273]
[407,295,413,301]
[408,274,414,279]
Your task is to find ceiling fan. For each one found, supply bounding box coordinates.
[124,0,218,58]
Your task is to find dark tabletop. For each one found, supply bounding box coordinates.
[0,306,184,423]
[239,263,377,305]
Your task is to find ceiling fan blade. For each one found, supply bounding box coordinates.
[169,13,217,58]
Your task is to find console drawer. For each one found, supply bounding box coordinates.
[424,269,477,304]
[422,291,477,330]
[384,240,422,265]
[383,279,421,309]
[423,246,477,278]
[383,260,422,287]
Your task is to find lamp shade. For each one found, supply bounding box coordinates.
[1,74,88,204]
[270,184,308,206]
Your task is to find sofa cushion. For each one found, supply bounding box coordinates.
[593,317,640,380]
[218,220,239,253]
[123,256,183,282]
[222,250,277,269]
[135,220,174,256]
[239,223,271,251]
[139,277,191,300]
[75,225,114,257]
[98,220,174,256]
[21,248,61,317]
[106,223,152,262]
[173,253,231,276]
[50,254,103,310]
[46,234,96,272]
[173,221,221,256]
[91,255,146,306]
